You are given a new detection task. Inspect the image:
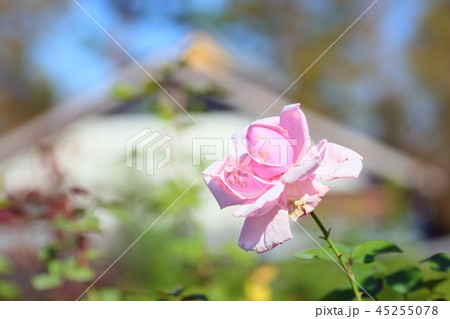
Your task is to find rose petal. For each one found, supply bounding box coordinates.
[202,155,230,177]
[203,176,247,209]
[203,154,274,207]
[285,179,330,219]
[250,160,289,180]
[245,124,294,179]
[281,139,327,184]
[224,167,274,198]
[233,181,285,218]
[232,117,280,157]
[314,143,363,181]
[247,124,293,166]
[238,205,293,253]
[280,104,311,164]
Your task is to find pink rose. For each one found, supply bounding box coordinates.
[203,104,363,253]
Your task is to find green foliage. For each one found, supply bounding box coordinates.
[352,261,387,280]
[84,248,101,261]
[0,255,20,300]
[53,215,100,233]
[104,204,131,222]
[32,256,96,291]
[0,256,11,275]
[157,286,208,301]
[421,253,450,272]
[423,278,447,291]
[321,276,383,301]
[64,265,95,283]
[55,257,95,282]
[295,237,449,301]
[96,288,122,301]
[385,266,424,295]
[362,276,384,297]
[0,281,20,300]
[295,247,337,261]
[296,240,402,265]
[352,240,402,264]
[111,84,139,100]
[37,246,57,262]
[32,274,62,291]
[295,239,402,300]
[322,288,354,301]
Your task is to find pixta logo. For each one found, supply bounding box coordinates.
[126,128,172,175]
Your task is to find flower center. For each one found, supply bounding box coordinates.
[288,198,308,219]
[225,169,250,188]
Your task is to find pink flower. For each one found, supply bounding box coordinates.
[203,104,363,253]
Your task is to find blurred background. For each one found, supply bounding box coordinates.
[0,0,449,300]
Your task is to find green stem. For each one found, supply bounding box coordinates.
[310,211,362,301]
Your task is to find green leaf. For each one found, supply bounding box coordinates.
[322,288,354,301]
[53,217,77,232]
[62,257,77,270]
[424,278,447,291]
[85,248,101,261]
[47,260,63,276]
[361,276,383,297]
[352,240,402,263]
[295,244,350,262]
[111,84,137,100]
[295,247,338,262]
[37,246,57,262]
[77,216,100,232]
[421,253,450,272]
[0,256,11,275]
[97,288,121,301]
[53,216,100,233]
[321,277,383,301]
[353,261,387,280]
[32,274,62,291]
[104,204,130,222]
[181,294,208,301]
[386,266,424,294]
[61,257,95,282]
[169,285,185,298]
[64,267,94,282]
[0,280,20,300]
